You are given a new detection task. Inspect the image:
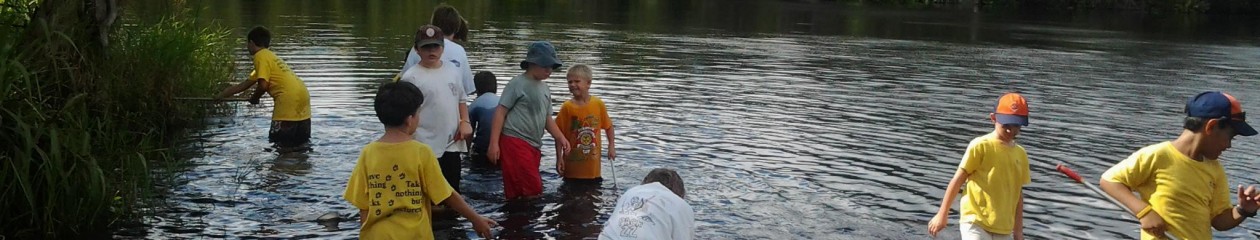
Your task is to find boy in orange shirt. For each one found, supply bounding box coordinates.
[556,65,616,181]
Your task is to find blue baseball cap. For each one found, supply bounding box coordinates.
[519,41,562,70]
[1186,91,1257,136]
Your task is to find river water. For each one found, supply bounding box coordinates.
[120,0,1260,239]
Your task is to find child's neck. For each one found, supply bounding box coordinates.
[1172,131,1209,161]
[990,131,1015,145]
[524,71,546,81]
[421,61,442,69]
[378,128,413,143]
[572,94,590,105]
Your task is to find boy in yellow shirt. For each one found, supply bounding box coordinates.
[1100,91,1260,239]
[929,93,1031,240]
[342,82,496,239]
[216,26,312,148]
[556,65,616,181]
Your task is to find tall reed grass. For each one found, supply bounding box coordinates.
[0,2,234,238]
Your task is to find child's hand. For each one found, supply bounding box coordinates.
[470,215,498,239]
[608,147,616,162]
[927,212,948,238]
[557,138,571,158]
[556,158,566,175]
[1239,185,1260,214]
[1140,210,1168,238]
[488,143,500,164]
[455,122,472,141]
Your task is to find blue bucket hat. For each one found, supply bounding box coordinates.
[520,41,562,70]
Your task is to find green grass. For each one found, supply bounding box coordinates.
[0,2,234,238]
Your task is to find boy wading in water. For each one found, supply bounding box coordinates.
[216,26,312,149]
[342,82,495,239]
[929,93,1031,240]
[487,41,571,200]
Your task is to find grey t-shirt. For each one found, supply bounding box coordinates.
[499,73,553,148]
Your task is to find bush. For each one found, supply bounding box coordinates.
[0,4,234,238]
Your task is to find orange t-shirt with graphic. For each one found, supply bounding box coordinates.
[556,96,613,179]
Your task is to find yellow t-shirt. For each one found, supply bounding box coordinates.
[343,140,454,239]
[958,133,1031,235]
[1102,141,1231,240]
[556,96,613,179]
[250,48,311,121]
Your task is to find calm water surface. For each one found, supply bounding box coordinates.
[120,0,1260,239]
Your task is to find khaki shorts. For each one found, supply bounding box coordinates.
[960,222,1014,240]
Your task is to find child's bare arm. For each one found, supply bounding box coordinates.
[605,126,616,161]
[487,105,508,163]
[1098,180,1146,217]
[248,80,268,104]
[216,79,257,99]
[1100,179,1169,237]
[442,192,498,238]
[358,209,367,224]
[455,102,472,141]
[936,169,969,215]
[546,115,569,157]
[927,168,970,237]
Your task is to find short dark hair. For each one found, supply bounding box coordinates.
[642,168,686,199]
[474,71,497,95]
[374,82,424,127]
[247,26,271,48]
[431,4,463,38]
[1184,116,1231,133]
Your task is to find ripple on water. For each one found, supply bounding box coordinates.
[129,7,1260,240]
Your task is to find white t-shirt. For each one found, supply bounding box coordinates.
[401,39,474,153]
[401,39,474,96]
[398,61,465,157]
[599,182,695,240]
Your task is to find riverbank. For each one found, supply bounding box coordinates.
[0,1,235,238]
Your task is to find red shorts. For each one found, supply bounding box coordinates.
[500,135,542,200]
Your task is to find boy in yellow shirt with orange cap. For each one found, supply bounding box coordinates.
[1100,91,1260,239]
[929,92,1031,240]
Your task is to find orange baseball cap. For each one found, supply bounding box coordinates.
[995,93,1029,126]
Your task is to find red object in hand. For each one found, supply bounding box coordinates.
[1057,164,1084,183]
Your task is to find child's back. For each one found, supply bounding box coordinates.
[344,140,451,239]
[345,81,496,239]
[469,71,501,157]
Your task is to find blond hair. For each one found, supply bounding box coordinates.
[567,64,593,82]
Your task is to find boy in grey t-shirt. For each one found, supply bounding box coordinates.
[487,41,571,200]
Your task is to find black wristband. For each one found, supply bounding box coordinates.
[1238,206,1257,218]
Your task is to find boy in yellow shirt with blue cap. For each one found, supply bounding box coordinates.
[1100,91,1260,239]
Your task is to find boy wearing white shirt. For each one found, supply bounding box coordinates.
[600,168,695,240]
[397,25,472,193]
